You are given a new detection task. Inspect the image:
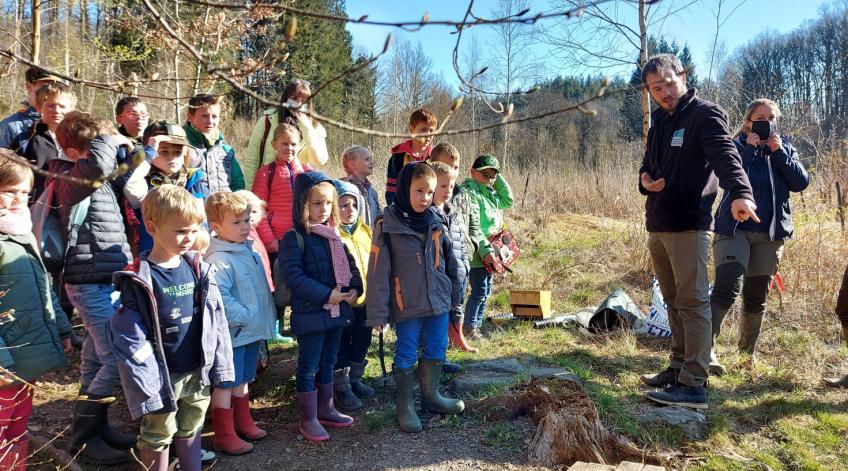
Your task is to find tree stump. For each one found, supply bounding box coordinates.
[470,377,666,468]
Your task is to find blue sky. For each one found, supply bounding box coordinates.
[346,0,830,89]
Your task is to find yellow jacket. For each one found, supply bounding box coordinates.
[340,218,371,307]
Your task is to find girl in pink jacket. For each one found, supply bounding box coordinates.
[251,123,311,255]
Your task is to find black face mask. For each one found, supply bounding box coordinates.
[751,120,776,141]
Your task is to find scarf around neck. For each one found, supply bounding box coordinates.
[310,223,352,318]
[0,207,33,235]
[393,162,440,234]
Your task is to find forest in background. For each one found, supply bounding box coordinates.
[1,0,848,181]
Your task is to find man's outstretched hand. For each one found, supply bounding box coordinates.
[731,198,760,223]
[640,172,666,192]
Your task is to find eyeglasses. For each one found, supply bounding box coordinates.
[0,189,30,203]
[479,169,498,179]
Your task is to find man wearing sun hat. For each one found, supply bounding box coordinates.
[0,66,64,151]
[457,154,514,341]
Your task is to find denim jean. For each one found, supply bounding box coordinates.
[335,306,372,369]
[216,341,261,388]
[463,267,493,329]
[295,328,343,392]
[394,313,449,370]
[65,283,122,396]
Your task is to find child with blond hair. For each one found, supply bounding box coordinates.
[204,192,276,455]
[280,172,362,442]
[111,185,234,471]
[252,123,311,255]
[340,145,380,229]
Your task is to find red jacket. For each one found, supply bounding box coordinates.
[252,158,311,252]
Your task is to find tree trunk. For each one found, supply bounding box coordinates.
[639,0,650,145]
[32,0,42,64]
[64,0,71,75]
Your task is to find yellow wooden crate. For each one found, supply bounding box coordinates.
[509,290,552,319]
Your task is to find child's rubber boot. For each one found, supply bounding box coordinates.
[69,395,130,465]
[316,383,354,428]
[393,366,422,433]
[448,315,479,353]
[296,390,329,442]
[348,360,375,400]
[211,407,254,455]
[172,434,202,471]
[418,359,465,415]
[333,368,363,411]
[138,445,169,471]
[84,393,137,450]
[232,395,268,441]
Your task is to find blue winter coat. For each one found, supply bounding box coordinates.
[110,252,235,420]
[278,172,363,336]
[0,104,38,151]
[714,135,809,240]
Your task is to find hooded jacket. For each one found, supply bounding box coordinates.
[713,134,809,240]
[458,174,514,268]
[334,180,372,307]
[278,172,362,336]
[365,205,461,327]
[0,232,70,383]
[638,88,753,232]
[384,140,432,207]
[183,124,245,193]
[252,157,311,252]
[204,237,276,347]
[110,252,235,420]
[54,134,133,285]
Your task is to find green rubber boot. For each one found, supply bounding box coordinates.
[393,366,422,433]
[418,359,464,415]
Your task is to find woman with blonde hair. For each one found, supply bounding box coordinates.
[708,98,809,374]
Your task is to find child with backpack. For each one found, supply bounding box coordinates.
[331,180,374,411]
[279,171,362,442]
[204,192,276,455]
[0,153,72,470]
[123,121,210,254]
[110,185,234,471]
[252,123,311,256]
[366,162,465,434]
[385,109,437,206]
[54,112,137,465]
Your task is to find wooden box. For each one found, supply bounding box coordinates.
[509,290,552,319]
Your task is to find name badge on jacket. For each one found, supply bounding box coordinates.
[671,128,685,147]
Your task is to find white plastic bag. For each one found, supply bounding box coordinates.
[645,277,672,337]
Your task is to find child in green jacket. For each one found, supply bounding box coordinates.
[458,155,514,339]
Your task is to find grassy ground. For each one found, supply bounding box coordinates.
[25,166,848,470]
[437,209,848,470]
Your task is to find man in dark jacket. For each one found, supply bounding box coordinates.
[637,54,757,411]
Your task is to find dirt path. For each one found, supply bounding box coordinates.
[29,348,547,471]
